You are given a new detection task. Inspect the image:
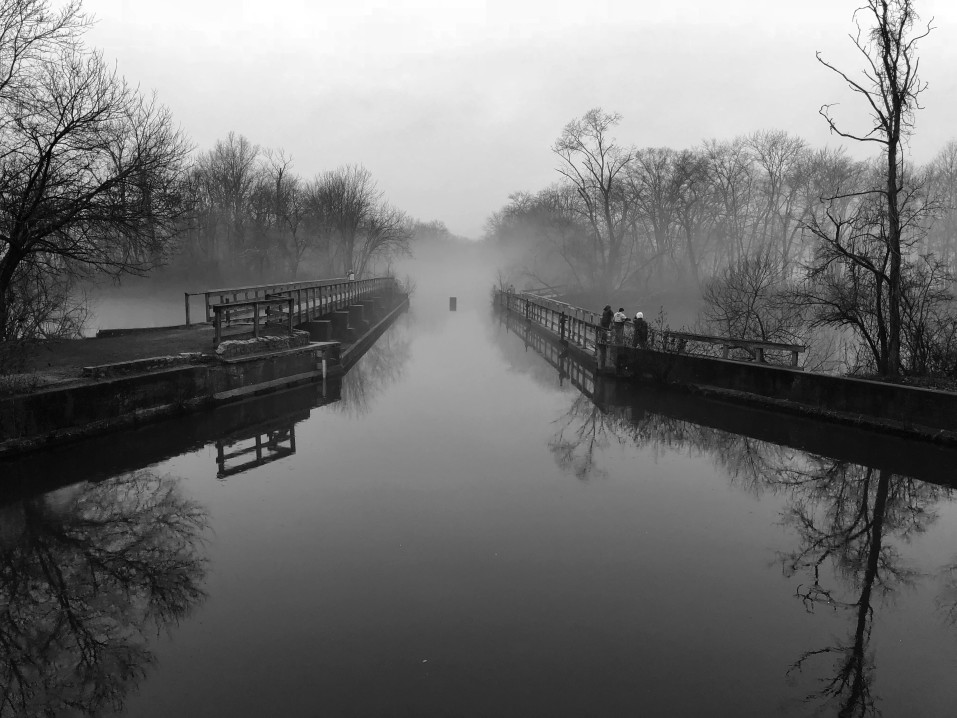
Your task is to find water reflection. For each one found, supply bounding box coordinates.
[0,470,208,718]
[549,394,619,481]
[216,424,297,478]
[778,466,943,716]
[494,307,957,715]
[338,315,412,418]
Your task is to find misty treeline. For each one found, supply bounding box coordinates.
[489,2,955,380]
[0,0,458,352]
[176,133,440,283]
[489,118,957,296]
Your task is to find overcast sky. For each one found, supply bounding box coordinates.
[86,0,957,238]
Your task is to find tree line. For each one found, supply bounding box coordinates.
[179,134,421,284]
[487,1,954,380]
[0,0,446,353]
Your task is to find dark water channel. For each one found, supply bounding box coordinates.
[3,285,957,717]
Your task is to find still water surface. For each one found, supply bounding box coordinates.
[4,286,957,717]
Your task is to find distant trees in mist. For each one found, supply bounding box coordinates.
[488,121,957,306]
[487,1,957,379]
[178,134,425,284]
[0,0,464,354]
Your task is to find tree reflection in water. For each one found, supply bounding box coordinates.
[776,466,942,717]
[549,394,619,481]
[548,387,952,716]
[0,470,208,718]
[338,327,411,418]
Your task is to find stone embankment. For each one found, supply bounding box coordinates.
[0,292,408,457]
[497,290,957,445]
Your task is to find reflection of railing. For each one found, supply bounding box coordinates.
[662,331,806,368]
[216,424,296,478]
[501,310,597,398]
[186,277,397,327]
[212,296,295,346]
[498,290,603,354]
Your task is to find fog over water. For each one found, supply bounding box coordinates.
[6,257,957,716]
[8,0,957,709]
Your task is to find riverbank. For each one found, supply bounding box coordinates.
[0,293,409,457]
[497,293,957,446]
[2,324,215,395]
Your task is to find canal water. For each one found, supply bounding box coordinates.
[4,278,957,717]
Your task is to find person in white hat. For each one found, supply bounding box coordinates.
[633,311,649,348]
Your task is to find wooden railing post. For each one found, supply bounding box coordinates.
[253,302,260,338]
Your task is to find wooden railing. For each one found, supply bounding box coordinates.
[499,290,604,353]
[212,296,294,346]
[496,289,807,369]
[662,331,806,368]
[186,277,397,327]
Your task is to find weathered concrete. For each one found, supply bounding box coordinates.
[347,304,370,334]
[0,343,340,453]
[497,295,957,444]
[0,380,341,501]
[214,331,311,360]
[0,291,408,457]
[83,353,207,379]
[330,311,351,341]
[619,347,957,441]
[341,295,410,370]
[360,299,377,322]
[300,320,333,342]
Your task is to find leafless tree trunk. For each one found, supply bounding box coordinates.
[553,108,638,291]
[0,2,192,341]
[816,0,931,377]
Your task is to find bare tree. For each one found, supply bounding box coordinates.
[0,0,191,341]
[553,108,639,290]
[748,129,810,272]
[816,0,933,377]
[191,132,260,273]
[353,203,412,277]
[483,187,590,290]
[628,147,683,280]
[924,140,957,268]
[311,164,379,276]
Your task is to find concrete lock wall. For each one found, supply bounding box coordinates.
[0,346,331,444]
[628,348,957,437]
[498,294,957,441]
[0,289,410,455]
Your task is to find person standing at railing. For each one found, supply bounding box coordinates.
[600,305,613,331]
[633,312,649,348]
[612,307,628,344]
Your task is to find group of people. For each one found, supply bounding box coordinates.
[600,305,649,348]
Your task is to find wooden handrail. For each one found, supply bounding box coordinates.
[662,330,806,367]
[187,276,397,325]
[663,331,806,353]
[497,289,807,369]
[212,296,294,346]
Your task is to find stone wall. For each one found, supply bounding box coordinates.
[626,347,957,440]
